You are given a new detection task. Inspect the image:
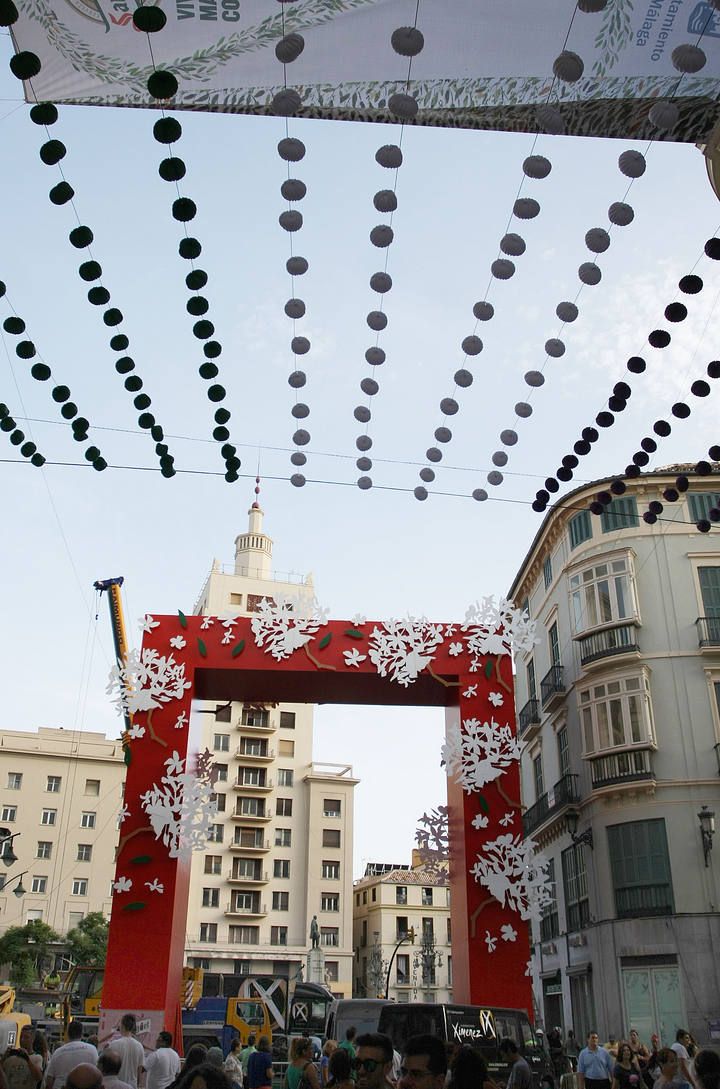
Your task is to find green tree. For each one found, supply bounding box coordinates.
[0,920,60,987]
[66,912,108,966]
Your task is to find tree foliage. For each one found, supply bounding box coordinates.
[0,920,60,987]
[65,912,108,967]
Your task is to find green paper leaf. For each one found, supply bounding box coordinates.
[130,855,152,865]
[178,610,188,629]
[122,901,146,912]
[318,632,332,650]
[479,794,489,814]
[484,659,493,679]
[198,637,208,658]
[344,628,364,639]
[231,639,246,658]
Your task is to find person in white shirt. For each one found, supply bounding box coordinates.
[46,1022,99,1089]
[144,1034,180,1089]
[102,1015,145,1089]
[670,1032,693,1086]
[97,1051,133,1089]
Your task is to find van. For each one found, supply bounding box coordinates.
[378,1004,550,1084]
[325,1000,551,1087]
[325,999,392,1044]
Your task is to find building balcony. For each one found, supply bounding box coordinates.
[518,698,541,739]
[577,622,640,666]
[235,719,276,734]
[224,901,267,918]
[227,869,269,885]
[232,778,274,793]
[696,616,720,649]
[615,882,673,919]
[230,809,271,823]
[522,773,579,839]
[540,665,565,712]
[229,839,270,853]
[589,747,655,794]
[235,748,275,763]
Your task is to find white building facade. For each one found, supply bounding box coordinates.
[352,858,452,1004]
[509,469,720,1046]
[0,728,124,934]
[186,497,357,999]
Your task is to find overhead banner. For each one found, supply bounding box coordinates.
[10,0,720,140]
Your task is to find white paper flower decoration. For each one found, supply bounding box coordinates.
[488,691,504,707]
[140,615,160,634]
[113,876,132,893]
[128,724,145,740]
[501,923,518,943]
[484,930,498,953]
[169,635,186,650]
[343,648,367,668]
[463,684,478,699]
[471,813,489,830]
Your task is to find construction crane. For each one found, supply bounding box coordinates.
[93,576,132,737]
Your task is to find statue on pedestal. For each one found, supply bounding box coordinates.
[309,914,320,949]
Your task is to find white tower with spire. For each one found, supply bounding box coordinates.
[234,477,273,579]
[188,484,356,1004]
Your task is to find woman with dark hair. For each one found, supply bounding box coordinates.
[612,1043,641,1089]
[247,1037,273,1089]
[173,1064,233,1089]
[327,1048,353,1089]
[31,1034,49,1078]
[448,1045,496,1089]
[224,1039,243,1089]
[167,1044,208,1089]
[694,1050,720,1089]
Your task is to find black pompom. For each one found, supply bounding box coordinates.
[654,420,672,437]
[172,197,196,222]
[186,269,208,290]
[589,501,604,515]
[695,460,713,476]
[133,4,167,31]
[627,356,646,373]
[69,225,93,248]
[641,437,657,453]
[611,479,627,495]
[663,488,679,502]
[648,329,671,348]
[545,478,559,493]
[39,139,66,165]
[697,520,712,533]
[49,181,74,205]
[596,411,614,428]
[692,380,711,397]
[9,51,42,80]
[30,102,57,125]
[582,427,599,442]
[154,117,182,144]
[704,238,720,260]
[649,500,663,515]
[679,274,703,294]
[147,69,178,100]
[158,157,186,182]
[671,402,690,419]
[79,260,102,282]
[179,237,201,259]
[633,451,649,467]
[664,302,687,323]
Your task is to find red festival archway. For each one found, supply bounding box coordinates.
[101,600,546,1042]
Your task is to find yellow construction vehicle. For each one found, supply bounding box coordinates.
[0,984,32,1051]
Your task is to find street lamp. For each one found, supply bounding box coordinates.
[566,810,594,850]
[0,830,19,868]
[384,927,415,999]
[698,806,715,867]
[2,870,28,899]
[413,931,443,998]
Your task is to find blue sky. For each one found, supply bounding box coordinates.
[2,31,720,873]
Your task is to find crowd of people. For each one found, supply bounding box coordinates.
[1,1018,718,1089]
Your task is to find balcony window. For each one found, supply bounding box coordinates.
[234,859,261,879]
[539,858,559,942]
[422,918,433,940]
[579,674,654,755]
[561,844,589,932]
[242,708,269,728]
[321,927,339,947]
[229,925,259,944]
[600,497,638,533]
[396,886,407,905]
[234,891,262,912]
[570,556,635,635]
[543,554,553,590]
[322,860,340,880]
[533,755,544,801]
[321,893,339,912]
[421,888,433,906]
[238,798,264,817]
[607,818,674,919]
[200,923,218,943]
[396,916,408,940]
[557,727,570,778]
[569,510,592,550]
[215,764,228,783]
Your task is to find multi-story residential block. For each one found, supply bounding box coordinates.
[352,855,452,1003]
[509,468,720,1045]
[0,727,124,934]
[186,496,358,998]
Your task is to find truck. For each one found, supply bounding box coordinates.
[0,984,31,1053]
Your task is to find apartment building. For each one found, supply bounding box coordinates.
[352,856,451,1003]
[0,727,124,934]
[509,467,720,1045]
[186,496,358,998]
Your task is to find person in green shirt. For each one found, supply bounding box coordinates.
[240,1035,257,1089]
[339,1029,357,1061]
